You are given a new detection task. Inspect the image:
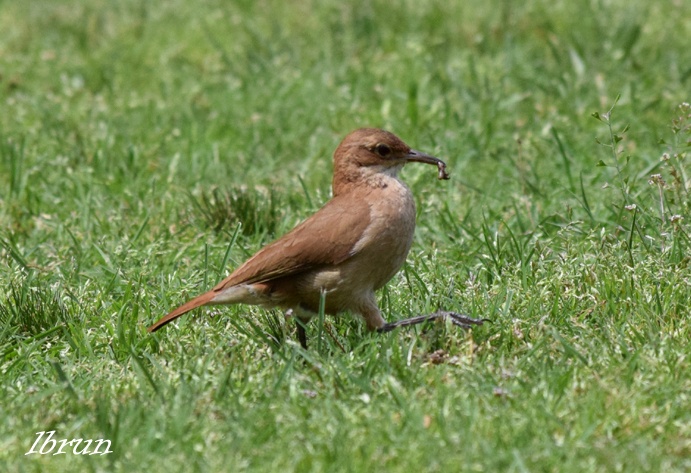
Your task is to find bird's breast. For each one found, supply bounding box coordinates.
[268,178,417,316]
[348,178,417,289]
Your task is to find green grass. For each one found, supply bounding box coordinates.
[1,0,690,471]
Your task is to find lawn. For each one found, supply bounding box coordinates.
[1,0,689,471]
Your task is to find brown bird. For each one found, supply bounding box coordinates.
[148,128,484,347]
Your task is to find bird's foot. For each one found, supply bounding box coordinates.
[377,311,488,333]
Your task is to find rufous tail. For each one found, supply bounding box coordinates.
[147,291,216,332]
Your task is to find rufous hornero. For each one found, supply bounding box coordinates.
[148,128,484,347]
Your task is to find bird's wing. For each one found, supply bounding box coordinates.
[147,193,371,333]
[212,192,371,291]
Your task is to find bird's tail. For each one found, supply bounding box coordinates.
[147,291,216,332]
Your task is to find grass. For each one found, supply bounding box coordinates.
[1,0,689,471]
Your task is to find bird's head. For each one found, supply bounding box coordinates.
[332,128,449,195]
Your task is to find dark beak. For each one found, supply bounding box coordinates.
[404,149,450,180]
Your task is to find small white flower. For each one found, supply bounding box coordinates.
[648,174,665,186]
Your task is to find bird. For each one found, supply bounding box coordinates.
[147,128,484,347]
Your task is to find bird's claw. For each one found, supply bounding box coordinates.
[444,311,488,329]
[378,310,487,333]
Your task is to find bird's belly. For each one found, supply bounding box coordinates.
[299,191,415,312]
[350,183,416,288]
[266,183,416,317]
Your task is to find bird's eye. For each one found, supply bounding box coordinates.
[374,143,392,157]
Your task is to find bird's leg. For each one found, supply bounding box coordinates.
[285,309,309,349]
[296,321,308,349]
[377,311,487,333]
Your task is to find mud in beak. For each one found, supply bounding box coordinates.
[404,149,450,180]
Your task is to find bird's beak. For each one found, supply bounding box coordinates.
[404,149,451,180]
